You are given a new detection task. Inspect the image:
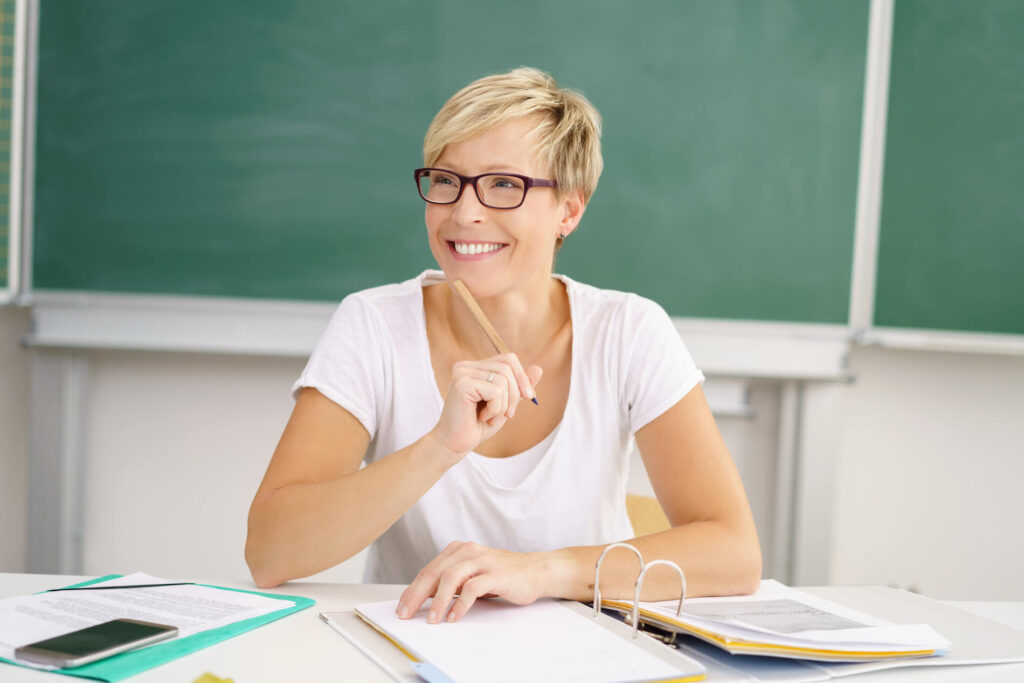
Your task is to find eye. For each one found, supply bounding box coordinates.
[432,173,457,186]
[488,175,525,190]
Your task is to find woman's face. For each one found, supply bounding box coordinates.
[424,117,582,299]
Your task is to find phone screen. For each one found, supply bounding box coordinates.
[31,620,170,656]
[16,619,177,667]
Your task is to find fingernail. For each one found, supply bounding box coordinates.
[396,601,407,618]
[446,612,456,622]
[428,610,439,623]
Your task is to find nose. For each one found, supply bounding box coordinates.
[450,179,486,223]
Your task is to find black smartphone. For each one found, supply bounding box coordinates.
[15,618,178,668]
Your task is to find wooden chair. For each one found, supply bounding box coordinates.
[625,494,671,536]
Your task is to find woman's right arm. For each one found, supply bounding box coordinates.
[245,387,459,588]
[245,353,540,588]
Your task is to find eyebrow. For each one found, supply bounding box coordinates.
[433,161,530,175]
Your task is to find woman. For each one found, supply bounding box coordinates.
[245,67,761,624]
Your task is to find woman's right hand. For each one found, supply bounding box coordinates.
[430,353,543,461]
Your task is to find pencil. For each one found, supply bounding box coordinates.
[46,582,196,592]
[451,279,539,405]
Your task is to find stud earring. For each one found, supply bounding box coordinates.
[558,233,566,239]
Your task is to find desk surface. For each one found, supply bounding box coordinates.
[2,573,1023,682]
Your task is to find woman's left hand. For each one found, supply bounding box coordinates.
[395,541,555,623]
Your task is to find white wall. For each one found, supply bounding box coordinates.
[78,349,367,583]
[831,345,1024,600]
[0,306,30,571]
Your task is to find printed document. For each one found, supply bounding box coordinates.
[608,579,950,659]
[0,572,285,666]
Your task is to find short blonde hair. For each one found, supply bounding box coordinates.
[423,67,603,203]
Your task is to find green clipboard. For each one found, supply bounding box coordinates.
[1,574,315,681]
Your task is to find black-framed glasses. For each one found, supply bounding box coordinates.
[414,168,557,210]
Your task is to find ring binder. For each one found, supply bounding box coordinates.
[592,543,644,619]
[633,560,686,643]
[592,542,687,642]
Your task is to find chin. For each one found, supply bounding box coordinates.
[448,273,508,299]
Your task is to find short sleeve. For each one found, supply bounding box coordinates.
[292,293,389,437]
[621,296,705,434]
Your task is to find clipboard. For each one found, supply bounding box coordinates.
[0,574,314,682]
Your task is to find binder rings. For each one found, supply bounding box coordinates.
[593,543,949,663]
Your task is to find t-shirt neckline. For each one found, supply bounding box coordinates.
[413,270,577,486]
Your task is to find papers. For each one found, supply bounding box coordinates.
[353,597,706,683]
[603,580,950,662]
[0,572,289,669]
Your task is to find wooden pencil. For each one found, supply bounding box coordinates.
[451,279,538,404]
[451,279,510,354]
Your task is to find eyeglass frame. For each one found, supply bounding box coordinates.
[414,167,558,210]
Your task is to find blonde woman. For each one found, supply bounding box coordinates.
[246,67,761,624]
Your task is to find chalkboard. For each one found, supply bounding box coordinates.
[33,0,869,324]
[875,0,1024,336]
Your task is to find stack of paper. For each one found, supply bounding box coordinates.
[601,580,950,662]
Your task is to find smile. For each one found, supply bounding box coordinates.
[449,241,506,257]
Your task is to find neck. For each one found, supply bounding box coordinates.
[446,271,567,363]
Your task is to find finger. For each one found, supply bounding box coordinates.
[397,542,461,619]
[526,364,543,389]
[474,379,507,425]
[397,567,441,619]
[494,353,538,404]
[446,575,493,622]
[495,364,521,417]
[473,363,516,417]
[429,562,477,624]
[482,368,512,419]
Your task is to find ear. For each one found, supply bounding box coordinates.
[557,189,586,239]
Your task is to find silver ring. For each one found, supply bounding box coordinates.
[486,371,496,383]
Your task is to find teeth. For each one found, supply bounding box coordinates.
[454,242,502,256]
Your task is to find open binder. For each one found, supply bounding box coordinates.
[593,543,949,663]
[336,597,706,683]
[332,571,707,683]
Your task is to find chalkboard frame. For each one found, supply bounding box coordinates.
[20,0,1024,356]
[0,0,22,303]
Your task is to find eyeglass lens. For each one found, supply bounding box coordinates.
[418,170,526,208]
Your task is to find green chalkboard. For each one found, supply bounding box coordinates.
[875,0,1024,336]
[34,0,868,323]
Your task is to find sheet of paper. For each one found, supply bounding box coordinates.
[0,572,288,667]
[356,597,699,683]
[681,599,868,634]
[640,580,949,653]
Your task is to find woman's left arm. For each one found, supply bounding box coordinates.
[397,385,762,623]
[610,383,763,599]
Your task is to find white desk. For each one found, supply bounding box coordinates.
[3,574,1023,682]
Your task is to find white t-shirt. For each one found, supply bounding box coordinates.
[293,270,704,584]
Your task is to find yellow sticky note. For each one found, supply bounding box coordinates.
[191,674,234,683]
